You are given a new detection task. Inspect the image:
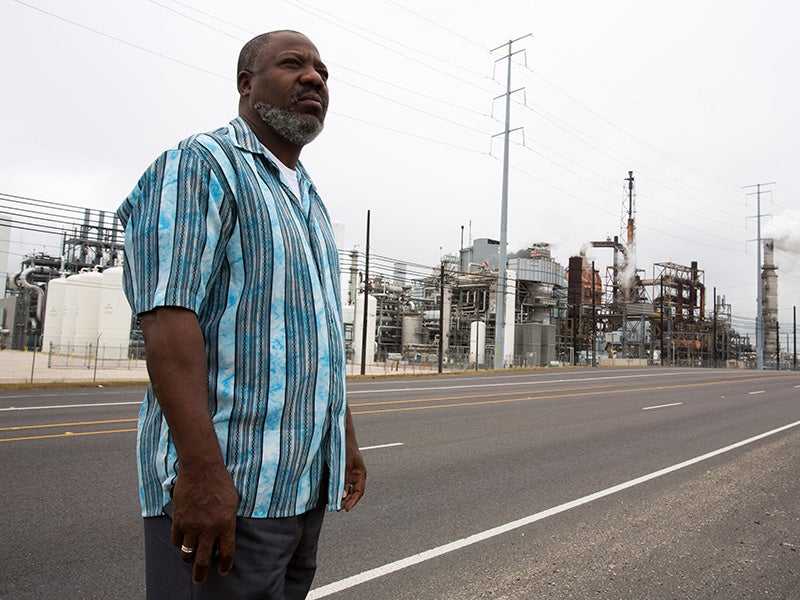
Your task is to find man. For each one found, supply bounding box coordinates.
[118,30,366,599]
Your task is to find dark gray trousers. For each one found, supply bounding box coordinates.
[144,500,326,600]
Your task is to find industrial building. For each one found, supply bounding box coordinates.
[1,203,128,362]
[0,183,787,372]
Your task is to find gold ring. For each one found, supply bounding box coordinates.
[180,544,194,554]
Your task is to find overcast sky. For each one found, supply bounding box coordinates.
[3,0,799,339]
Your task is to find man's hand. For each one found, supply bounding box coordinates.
[140,306,239,583]
[170,463,239,584]
[341,407,366,511]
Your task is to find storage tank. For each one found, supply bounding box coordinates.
[60,272,85,354]
[331,221,345,251]
[469,320,486,366]
[41,275,68,352]
[97,266,132,360]
[501,269,516,367]
[70,269,103,356]
[401,315,422,350]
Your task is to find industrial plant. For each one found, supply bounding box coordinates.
[0,176,791,372]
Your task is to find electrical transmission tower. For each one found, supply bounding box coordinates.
[491,33,531,370]
[743,181,775,370]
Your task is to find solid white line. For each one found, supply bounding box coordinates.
[347,372,668,395]
[0,401,141,411]
[360,443,403,451]
[347,368,695,388]
[642,402,683,411]
[307,419,800,599]
[748,391,765,395]
[0,390,140,400]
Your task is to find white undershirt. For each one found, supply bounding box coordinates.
[262,146,301,200]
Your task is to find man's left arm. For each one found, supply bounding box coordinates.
[341,406,366,511]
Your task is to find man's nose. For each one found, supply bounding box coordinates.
[299,66,326,89]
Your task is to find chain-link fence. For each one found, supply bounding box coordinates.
[45,342,146,370]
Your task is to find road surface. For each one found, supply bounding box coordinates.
[2,367,798,599]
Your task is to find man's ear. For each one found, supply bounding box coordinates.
[237,71,252,96]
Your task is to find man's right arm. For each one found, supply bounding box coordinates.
[140,306,239,584]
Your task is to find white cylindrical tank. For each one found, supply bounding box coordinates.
[441,286,452,355]
[60,272,85,355]
[401,315,422,350]
[41,275,68,353]
[469,320,486,366]
[97,266,132,360]
[502,269,517,367]
[70,269,103,356]
[352,293,377,367]
[331,221,346,252]
[341,303,355,324]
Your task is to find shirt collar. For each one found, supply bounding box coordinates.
[228,116,317,194]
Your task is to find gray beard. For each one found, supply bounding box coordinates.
[255,101,324,146]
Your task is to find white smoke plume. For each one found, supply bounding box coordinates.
[764,208,800,256]
[620,242,637,294]
[764,209,800,277]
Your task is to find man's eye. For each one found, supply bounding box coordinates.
[318,70,329,82]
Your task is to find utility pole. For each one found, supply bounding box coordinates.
[591,260,596,367]
[660,277,665,366]
[743,182,775,370]
[438,262,445,374]
[360,210,371,376]
[712,287,717,368]
[793,306,797,370]
[491,33,531,370]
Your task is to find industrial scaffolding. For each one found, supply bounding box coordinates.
[4,207,124,350]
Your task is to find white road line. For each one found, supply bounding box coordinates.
[0,390,139,400]
[642,402,683,411]
[347,368,659,386]
[749,391,766,395]
[360,443,403,451]
[348,372,669,395]
[0,401,142,411]
[307,419,800,599]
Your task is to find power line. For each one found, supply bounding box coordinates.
[287,0,496,84]
[511,142,745,249]
[154,0,495,119]
[12,0,230,81]
[10,3,495,165]
[383,0,489,51]
[159,0,254,34]
[336,64,494,119]
[147,0,243,41]
[330,111,489,155]
[283,0,498,94]
[519,63,743,197]
[514,99,745,226]
[336,79,494,137]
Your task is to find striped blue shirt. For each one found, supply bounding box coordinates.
[117,117,347,518]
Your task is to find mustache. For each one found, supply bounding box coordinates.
[292,87,327,110]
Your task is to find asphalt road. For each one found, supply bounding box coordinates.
[1,368,799,599]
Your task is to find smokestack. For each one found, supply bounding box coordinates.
[764,238,776,267]
[762,239,779,363]
[625,171,635,248]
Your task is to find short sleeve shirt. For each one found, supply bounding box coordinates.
[117,117,347,518]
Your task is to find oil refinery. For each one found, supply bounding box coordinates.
[0,182,792,372]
